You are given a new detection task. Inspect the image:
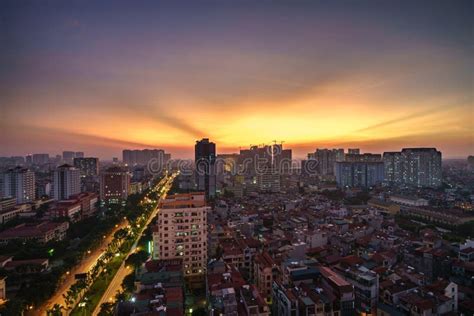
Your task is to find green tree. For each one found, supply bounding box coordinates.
[115,290,127,302]
[114,228,128,240]
[98,302,115,316]
[122,272,136,294]
[125,250,149,270]
[457,221,474,239]
[47,304,64,316]
[192,307,207,316]
[1,298,27,315]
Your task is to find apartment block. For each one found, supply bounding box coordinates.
[152,192,209,287]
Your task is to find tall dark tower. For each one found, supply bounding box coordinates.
[195,138,216,199]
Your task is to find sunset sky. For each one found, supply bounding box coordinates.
[1,0,472,159]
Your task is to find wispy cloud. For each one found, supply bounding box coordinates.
[355,101,470,133]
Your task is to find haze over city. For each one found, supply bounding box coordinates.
[1,0,472,159]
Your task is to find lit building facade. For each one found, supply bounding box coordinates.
[311,148,344,176]
[99,167,131,204]
[73,157,99,177]
[53,164,81,201]
[383,151,403,185]
[383,148,442,188]
[152,192,208,284]
[62,151,76,164]
[335,160,384,188]
[1,167,35,204]
[122,149,170,167]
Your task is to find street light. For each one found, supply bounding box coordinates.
[79,301,87,316]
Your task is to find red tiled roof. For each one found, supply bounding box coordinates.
[319,266,351,287]
[0,221,67,239]
[5,258,48,268]
[340,255,363,267]
[144,259,182,273]
[165,287,183,303]
[166,308,184,316]
[460,247,474,254]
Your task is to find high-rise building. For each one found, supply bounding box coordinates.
[383,152,403,185]
[345,153,381,162]
[122,150,132,165]
[216,154,239,175]
[99,166,131,204]
[1,167,36,204]
[348,148,360,155]
[257,169,281,193]
[51,155,62,165]
[402,148,442,188]
[10,157,25,166]
[334,148,345,162]
[273,144,293,175]
[311,148,344,175]
[239,145,272,177]
[53,164,81,200]
[73,157,99,177]
[335,155,384,188]
[239,143,291,175]
[468,156,474,171]
[382,148,442,188]
[122,149,170,167]
[32,153,50,165]
[195,138,216,198]
[152,192,208,285]
[62,151,76,164]
[236,143,291,192]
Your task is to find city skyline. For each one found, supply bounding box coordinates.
[1,0,473,159]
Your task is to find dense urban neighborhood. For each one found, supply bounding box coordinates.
[0,145,473,315]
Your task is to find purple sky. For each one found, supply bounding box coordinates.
[1,0,472,159]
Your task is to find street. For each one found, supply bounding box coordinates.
[92,173,175,315]
[37,219,128,315]
[37,173,174,316]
